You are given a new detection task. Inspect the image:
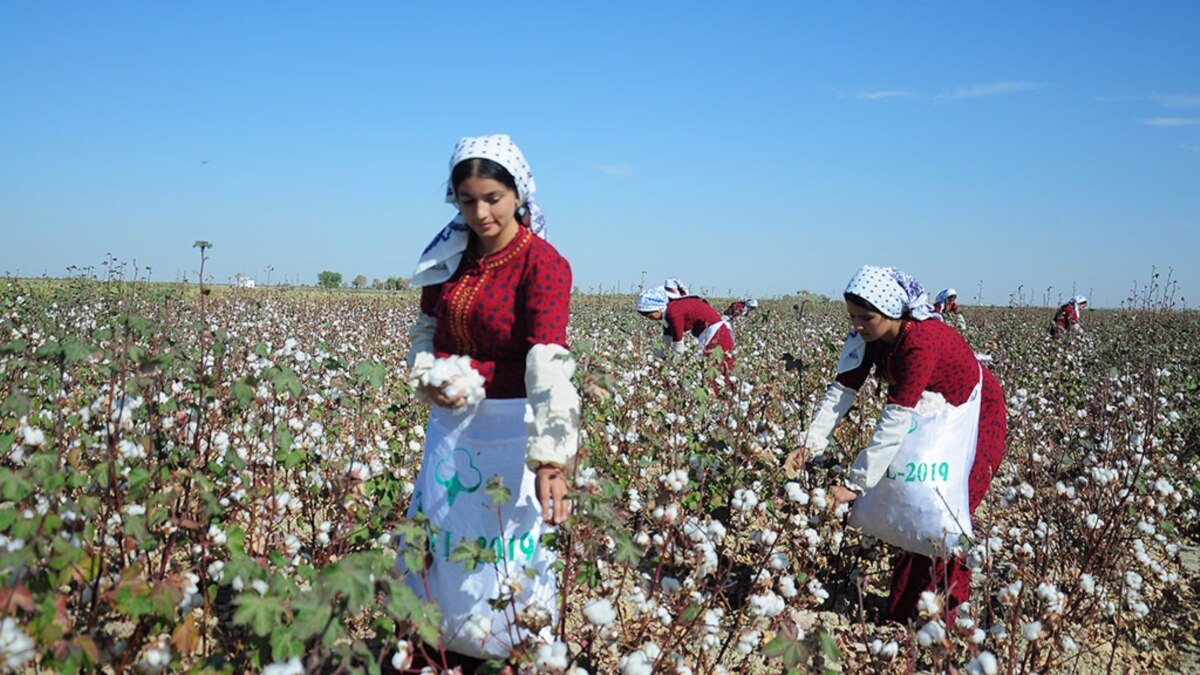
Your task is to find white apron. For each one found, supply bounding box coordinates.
[397,398,557,658]
[697,318,733,349]
[848,370,982,558]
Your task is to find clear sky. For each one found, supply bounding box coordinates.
[3,2,1198,308]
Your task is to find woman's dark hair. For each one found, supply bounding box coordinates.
[451,158,520,200]
[844,292,886,316]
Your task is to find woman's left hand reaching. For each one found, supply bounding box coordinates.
[830,485,859,510]
[535,465,571,525]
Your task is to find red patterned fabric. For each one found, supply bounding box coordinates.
[836,319,1007,621]
[419,227,572,398]
[664,297,734,368]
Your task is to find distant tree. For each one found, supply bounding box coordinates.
[384,277,411,291]
[352,274,368,289]
[371,278,385,290]
[317,271,343,288]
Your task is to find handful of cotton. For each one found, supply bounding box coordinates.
[420,356,486,410]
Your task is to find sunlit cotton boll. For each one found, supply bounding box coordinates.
[391,640,413,670]
[583,598,616,627]
[137,636,172,674]
[784,482,809,504]
[731,488,759,513]
[422,356,486,409]
[965,651,999,675]
[917,591,942,618]
[1022,621,1044,642]
[916,620,947,647]
[536,641,570,671]
[462,614,492,641]
[0,617,36,672]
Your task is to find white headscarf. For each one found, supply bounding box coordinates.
[637,286,670,313]
[935,288,957,305]
[1070,295,1087,320]
[663,278,690,300]
[837,265,939,373]
[411,134,547,287]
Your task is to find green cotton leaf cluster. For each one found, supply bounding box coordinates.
[354,361,386,390]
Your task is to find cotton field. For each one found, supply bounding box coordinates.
[0,278,1197,673]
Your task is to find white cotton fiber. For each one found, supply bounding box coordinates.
[421,356,486,409]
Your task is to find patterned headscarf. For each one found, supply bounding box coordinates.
[838,265,938,373]
[936,288,958,305]
[637,287,670,313]
[745,298,759,308]
[411,134,547,287]
[844,265,937,321]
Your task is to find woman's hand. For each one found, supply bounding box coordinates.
[783,446,809,477]
[830,485,859,510]
[421,377,466,409]
[535,464,571,525]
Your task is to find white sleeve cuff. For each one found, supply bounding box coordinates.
[524,343,581,472]
[803,381,857,456]
[406,312,438,402]
[847,404,914,492]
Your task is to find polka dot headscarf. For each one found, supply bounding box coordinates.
[412,134,546,287]
[843,265,937,321]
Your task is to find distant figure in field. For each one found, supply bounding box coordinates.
[636,286,734,372]
[935,288,965,329]
[663,277,692,300]
[723,297,759,320]
[934,288,958,315]
[1051,296,1088,338]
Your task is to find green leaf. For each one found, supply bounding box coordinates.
[233,380,255,408]
[384,583,441,646]
[233,592,285,637]
[449,539,493,572]
[0,469,33,501]
[484,475,511,508]
[270,367,303,397]
[819,630,841,666]
[274,424,294,453]
[270,625,305,662]
[354,361,386,390]
[764,635,809,668]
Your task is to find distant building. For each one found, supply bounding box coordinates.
[236,275,256,288]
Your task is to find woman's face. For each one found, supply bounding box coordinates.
[846,300,902,343]
[454,176,520,249]
[640,310,663,321]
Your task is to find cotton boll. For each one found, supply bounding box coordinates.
[583,599,616,627]
[965,651,998,675]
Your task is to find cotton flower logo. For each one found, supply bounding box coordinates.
[434,447,483,507]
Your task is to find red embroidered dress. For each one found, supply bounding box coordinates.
[419,227,572,399]
[1051,302,1079,337]
[664,297,734,354]
[837,319,1007,621]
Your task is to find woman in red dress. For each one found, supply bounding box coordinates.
[402,134,578,668]
[636,285,735,372]
[1051,295,1087,337]
[787,265,1007,621]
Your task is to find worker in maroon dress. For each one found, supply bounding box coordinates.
[1050,295,1087,338]
[637,286,734,372]
[403,134,578,669]
[723,297,759,319]
[787,265,1007,622]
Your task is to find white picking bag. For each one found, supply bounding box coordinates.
[848,372,982,558]
[397,398,557,659]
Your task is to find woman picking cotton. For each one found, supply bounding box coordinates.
[400,134,579,667]
[1050,295,1087,338]
[786,265,1007,622]
[636,285,735,373]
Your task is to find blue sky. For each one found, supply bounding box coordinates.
[2,2,1198,308]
